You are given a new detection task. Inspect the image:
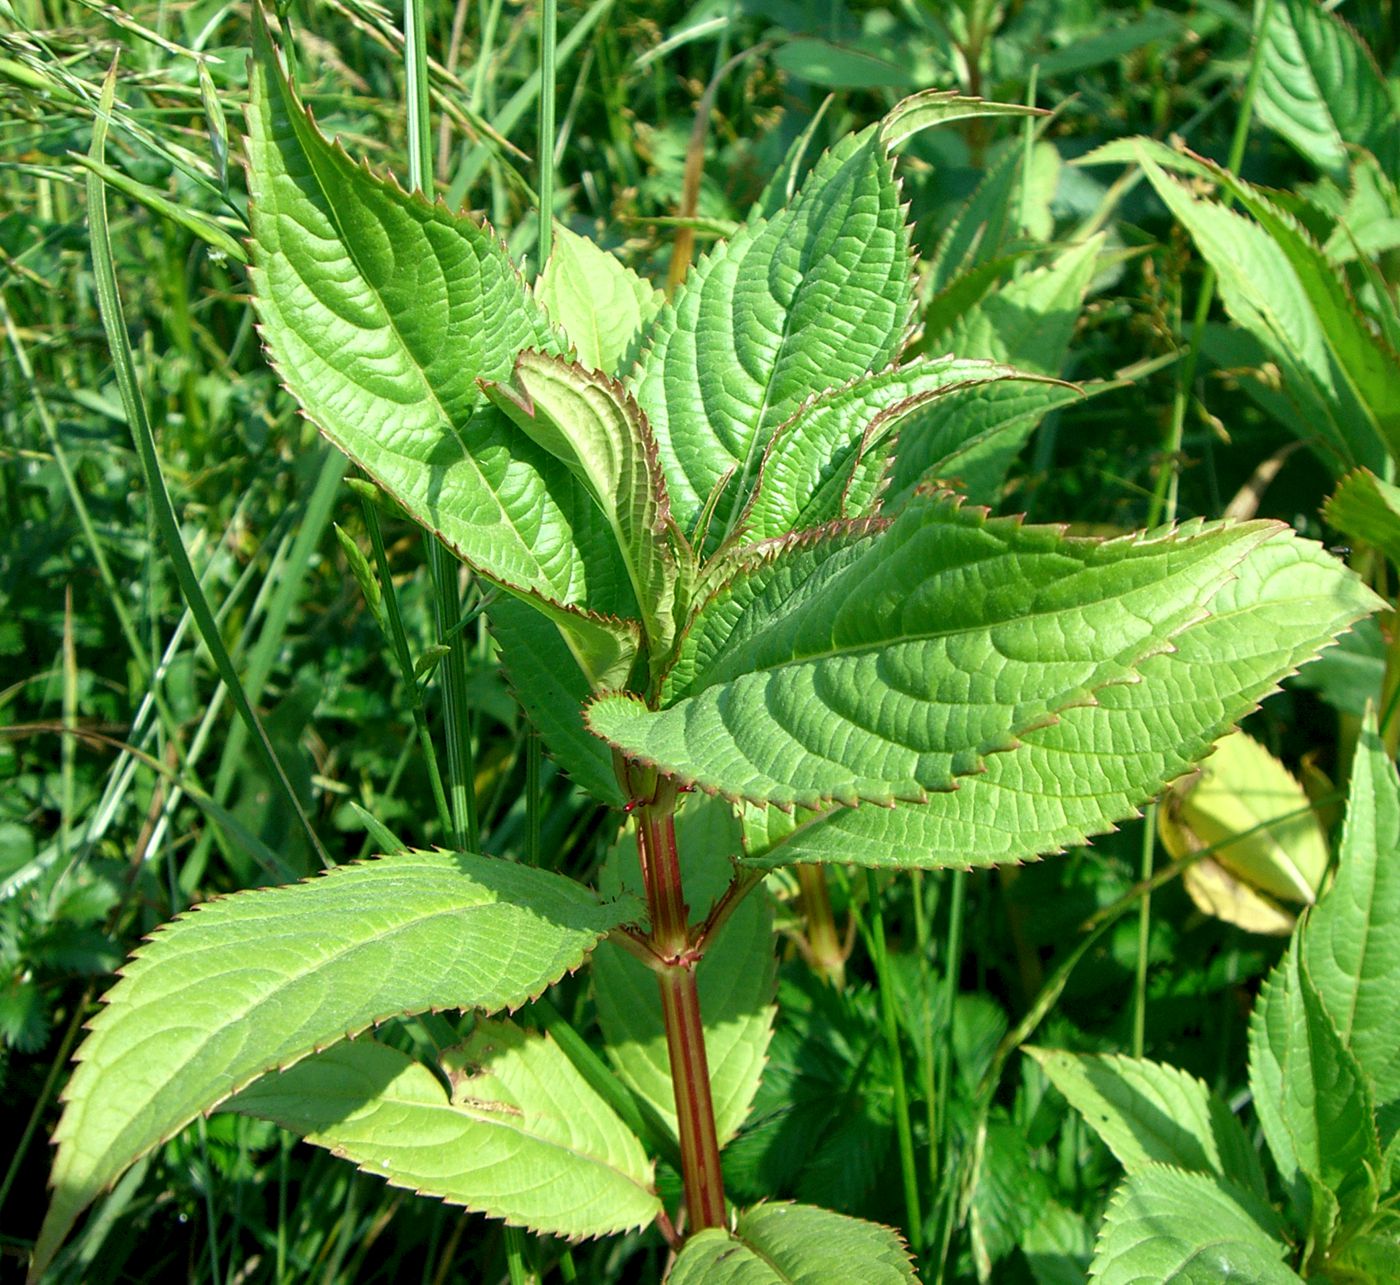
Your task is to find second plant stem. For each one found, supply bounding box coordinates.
[632,776,727,1233]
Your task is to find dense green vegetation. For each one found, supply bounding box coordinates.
[2,1,1397,1281]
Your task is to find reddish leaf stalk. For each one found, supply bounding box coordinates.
[632,776,727,1234]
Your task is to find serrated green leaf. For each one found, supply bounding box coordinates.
[245,12,634,619]
[740,358,1064,543]
[879,88,1044,152]
[1326,470,1400,573]
[1027,1049,1267,1197]
[1254,0,1399,180]
[738,534,1380,866]
[1248,935,1382,1228]
[669,1202,918,1284]
[32,851,635,1277]
[536,224,662,376]
[226,1021,660,1238]
[489,596,624,806]
[923,235,1104,377]
[592,795,774,1147]
[1090,1166,1301,1284]
[590,497,1286,810]
[1305,711,1400,1103]
[927,142,1024,296]
[1137,152,1388,474]
[631,122,914,544]
[484,351,687,670]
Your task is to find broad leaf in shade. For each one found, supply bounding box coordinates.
[31,852,634,1277]
[1254,0,1399,180]
[489,596,624,806]
[590,497,1291,810]
[1089,1166,1301,1284]
[592,795,775,1147]
[483,351,687,667]
[740,358,1067,543]
[1326,470,1400,573]
[1248,936,1381,1228]
[630,114,915,541]
[1026,1049,1267,1197]
[922,235,1105,377]
[669,1202,917,1284]
[225,1022,660,1238]
[245,12,633,622]
[536,224,662,376]
[1136,153,1388,474]
[737,535,1380,866]
[1304,711,1400,1104]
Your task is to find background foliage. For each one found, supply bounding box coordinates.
[2,0,1396,1280]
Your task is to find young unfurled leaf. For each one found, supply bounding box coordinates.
[226,1021,660,1239]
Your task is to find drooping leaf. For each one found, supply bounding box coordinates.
[483,352,687,667]
[245,12,633,621]
[1254,0,1399,180]
[1304,711,1400,1104]
[590,497,1291,810]
[878,89,1044,152]
[32,851,635,1276]
[536,224,662,376]
[738,535,1380,866]
[1325,470,1400,573]
[740,358,1066,543]
[592,795,774,1147]
[1136,153,1388,474]
[669,1202,917,1284]
[1160,730,1329,932]
[489,596,625,806]
[630,120,915,542]
[1089,1166,1301,1284]
[1248,936,1382,1227]
[1027,1049,1267,1197]
[226,1021,660,1238]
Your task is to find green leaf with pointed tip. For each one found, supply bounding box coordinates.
[1326,470,1400,573]
[1254,0,1399,180]
[926,141,1024,296]
[878,88,1044,151]
[669,1202,917,1284]
[225,1021,660,1239]
[489,597,625,806]
[32,851,634,1278]
[589,496,1285,810]
[484,352,686,666]
[536,225,662,376]
[1090,1167,1301,1284]
[1137,153,1388,474]
[1305,711,1400,1104]
[631,122,914,543]
[924,234,1104,377]
[592,794,774,1147]
[1124,147,1400,459]
[740,358,1062,543]
[1249,936,1382,1228]
[245,13,632,618]
[737,534,1380,866]
[1026,1049,1267,1197]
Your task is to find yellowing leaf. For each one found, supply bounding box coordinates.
[1161,732,1329,933]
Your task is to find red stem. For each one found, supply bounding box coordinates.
[632,776,727,1233]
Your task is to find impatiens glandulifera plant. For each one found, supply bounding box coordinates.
[30,8,1382,1281]
[1030,708,1400,1280]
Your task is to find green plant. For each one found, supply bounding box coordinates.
[26,6,1381,1280]
[1030,708,1400,1280]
